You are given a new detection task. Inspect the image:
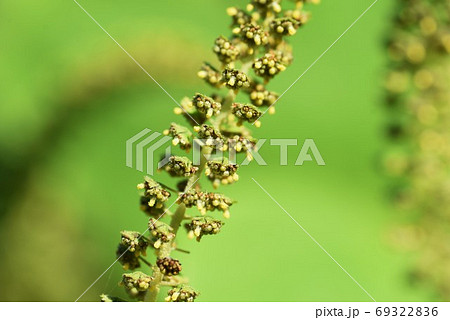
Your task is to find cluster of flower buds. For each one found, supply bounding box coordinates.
[165,285,199,302]
[164,156,198,177]
[148,218,175,249]
[205,159,239,188]
[214,36,240,64]
[274,45,294,66]
[157,257,182,276]
[121,272,153,300]
[116,243,141,270]
[284,8,310,25]
[248,83,278,107]
[227,134,257,155]
[198,63,222,88]
[137,177,171,217]
[227,7,253,27]
[192,93,222,119]
[248,0,282,15]
[178,190,233,217]
[253,53,286,80]
[270,17,300,36]
[222,67,251,90]
[120,231,148,256]
[137,177,171,209]
[185,216,224,241]
[232,103,262,127]
[220,124,256,150]
[174,97,206,126]
[194,124,226,150]
[235,23,269,46]
[163,123,192,151]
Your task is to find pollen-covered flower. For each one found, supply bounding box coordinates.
[222,67,251,90]
[192,93,222,119]
[165,285,199,302]
[232,103,262,125]
[120,231,148,256]
[163,123,193,151]
[185,217,224,241]
[214,36,240,64]
[194,124,226,150]
[235,23,269,46]
[205,159,239,188]
[165,156,198,177]
[157,257,182,276]
[137,177,171,209]
[253,53,286,80]
[270,17,300,36]
[121,272,153,300]
[198,63,222,88]
[148,218,175,249]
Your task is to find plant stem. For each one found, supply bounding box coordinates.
[146,146,212,302]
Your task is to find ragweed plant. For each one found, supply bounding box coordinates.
[384,0,450,299]
[103,0,319,302]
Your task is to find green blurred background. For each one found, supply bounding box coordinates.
[0,0,436,301]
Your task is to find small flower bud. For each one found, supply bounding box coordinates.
[274,44,294,66]
[198,63,222,88]
[249,0,282,14]
[120,231,148,256]
[232,103,262,124]
[248,83,278,107]
[175,97,206,126]
[205,159,239,188]
[192,93,222,118]
[121,272,153,300]
[185,216,224,241]
[157,257,182,276]
[214,36,240,64]
[252,53,286,80]
[165,285,199,302]
[236,23,269,46]
[227,7,252,27]
[222,67,251,90]
[270,17,301,36]
[165,156,198,177]
[194,124,226,149]
[148,218,175,248]
[139,177,171,208]
[116,244,141,270]
[178,191,233,216]
[164,123,193,151]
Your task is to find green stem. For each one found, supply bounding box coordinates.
[147,147,210,302]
